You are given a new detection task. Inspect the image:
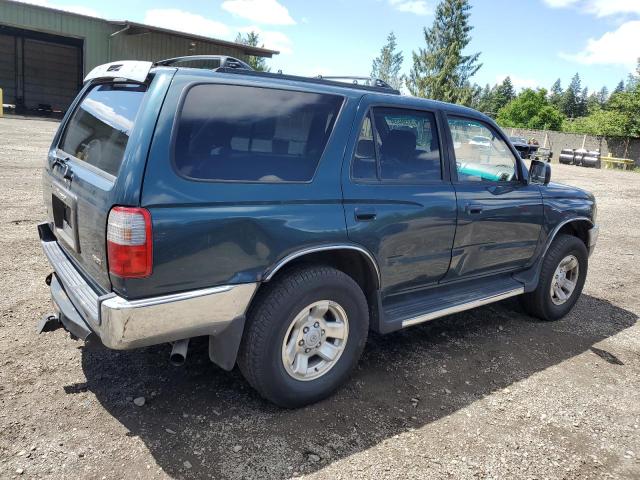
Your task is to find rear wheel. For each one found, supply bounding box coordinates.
[238,265,369,408]
[521,234,588,321]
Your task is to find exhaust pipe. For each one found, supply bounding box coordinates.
[170,339,190,366]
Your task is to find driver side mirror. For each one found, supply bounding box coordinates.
[529,159,551,185]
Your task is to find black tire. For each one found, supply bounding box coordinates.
[237,265,369,408]
[521,234,588,321]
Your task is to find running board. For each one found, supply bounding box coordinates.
[401,287,524,327]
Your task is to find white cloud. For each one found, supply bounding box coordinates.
[143,9,232,38]
[587,0,640,17]
[238,25,292,54]
[16,0,99,17]
[559,20,640,69]
[543,0,640,17]
[389,0,431,15]
[221,0,296,25]
[495,74,541,91]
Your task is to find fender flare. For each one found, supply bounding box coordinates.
[263,244,381,289]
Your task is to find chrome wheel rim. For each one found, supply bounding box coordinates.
[281,300,349,381]
[550,254,580,305]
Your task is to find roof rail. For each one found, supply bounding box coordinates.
[215,68,401,94]
[318,76,395,90]
[155,55,253,71]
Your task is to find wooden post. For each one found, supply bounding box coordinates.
[581,134,586,150]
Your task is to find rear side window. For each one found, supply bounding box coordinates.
[352,107,441,182]
[59,83,146,177]
[174,84,343,182]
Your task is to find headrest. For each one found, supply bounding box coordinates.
[381,129,416,158]
[356,139,375,158]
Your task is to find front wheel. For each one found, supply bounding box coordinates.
[237,265,369,408]
[521,234,588,321]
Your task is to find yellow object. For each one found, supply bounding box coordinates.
[601,155,635,170]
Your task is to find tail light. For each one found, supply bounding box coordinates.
[107,206,152,278]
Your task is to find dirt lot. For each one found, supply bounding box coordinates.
[0,116,639,479]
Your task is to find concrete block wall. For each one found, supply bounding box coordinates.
[504,127,640,165]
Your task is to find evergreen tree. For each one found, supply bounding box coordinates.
[492,76,516,112]
[613,80,625,95]
[476,83,493,113]
[560,73,582,118]
[625,72,639,92]
[235,31,270,72]
[597,86,609,105]
[549,78,563,107]
[407,0,481,105]
[586,92,600,113]
[371,32,404,90]
[578,86,589,117]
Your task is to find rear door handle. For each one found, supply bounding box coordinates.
[466,204,483,215]
[355,208,377,221]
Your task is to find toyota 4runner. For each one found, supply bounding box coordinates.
[38,58,598,407]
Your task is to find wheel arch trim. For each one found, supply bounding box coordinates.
[263,244,381,288]
[542,216,594,258]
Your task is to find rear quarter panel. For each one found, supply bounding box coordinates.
[126,73,359,299]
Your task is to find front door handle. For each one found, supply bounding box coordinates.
[466,204,483,215]
[355,208,377,221]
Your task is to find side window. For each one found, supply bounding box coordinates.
[352,107,441,182]
[447,117,518,182]
[174,85,343,182]
[352,113,377,180]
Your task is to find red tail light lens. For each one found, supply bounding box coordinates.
[107,206,152,278]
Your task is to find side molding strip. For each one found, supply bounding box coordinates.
[264,244,381,288]
[401,287,524,328]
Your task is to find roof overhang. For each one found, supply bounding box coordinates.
[109,21,279,58]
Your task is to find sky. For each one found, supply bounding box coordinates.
[20,0,640,93]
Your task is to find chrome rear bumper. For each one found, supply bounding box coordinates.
[39,223,257,350]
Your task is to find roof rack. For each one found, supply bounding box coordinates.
[155,55,253,71]
[153,55,400,94]
[215,68,401,95]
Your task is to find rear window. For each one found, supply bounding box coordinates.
[59,83,146,177]
[174,84,343,182]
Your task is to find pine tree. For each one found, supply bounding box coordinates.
[492,77,516,112]
[476,83,493,113]
[235,31,270,72]
[371,32,404,90]
[578,86,589,117]
[407,0,481,105]
[597,86,609,105]
[613,80,625,95]
[561,73,582,118]
[586,92,600,113]
[549,79,563,108]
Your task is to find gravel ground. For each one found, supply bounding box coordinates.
[0,116,638,480]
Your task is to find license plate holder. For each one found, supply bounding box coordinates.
[51,182,80,252]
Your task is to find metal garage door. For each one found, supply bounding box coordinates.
[0,33,16,105]
[0,25,82,114]
[23,38,80,112]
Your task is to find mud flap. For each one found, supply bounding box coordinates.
[37,314,61,334]
[208,315,246,371]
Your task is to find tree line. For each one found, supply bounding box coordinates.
[369,0,640,140]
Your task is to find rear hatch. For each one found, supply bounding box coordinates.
[43,80,150,292]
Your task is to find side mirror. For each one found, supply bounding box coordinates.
[529,159,551,185]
